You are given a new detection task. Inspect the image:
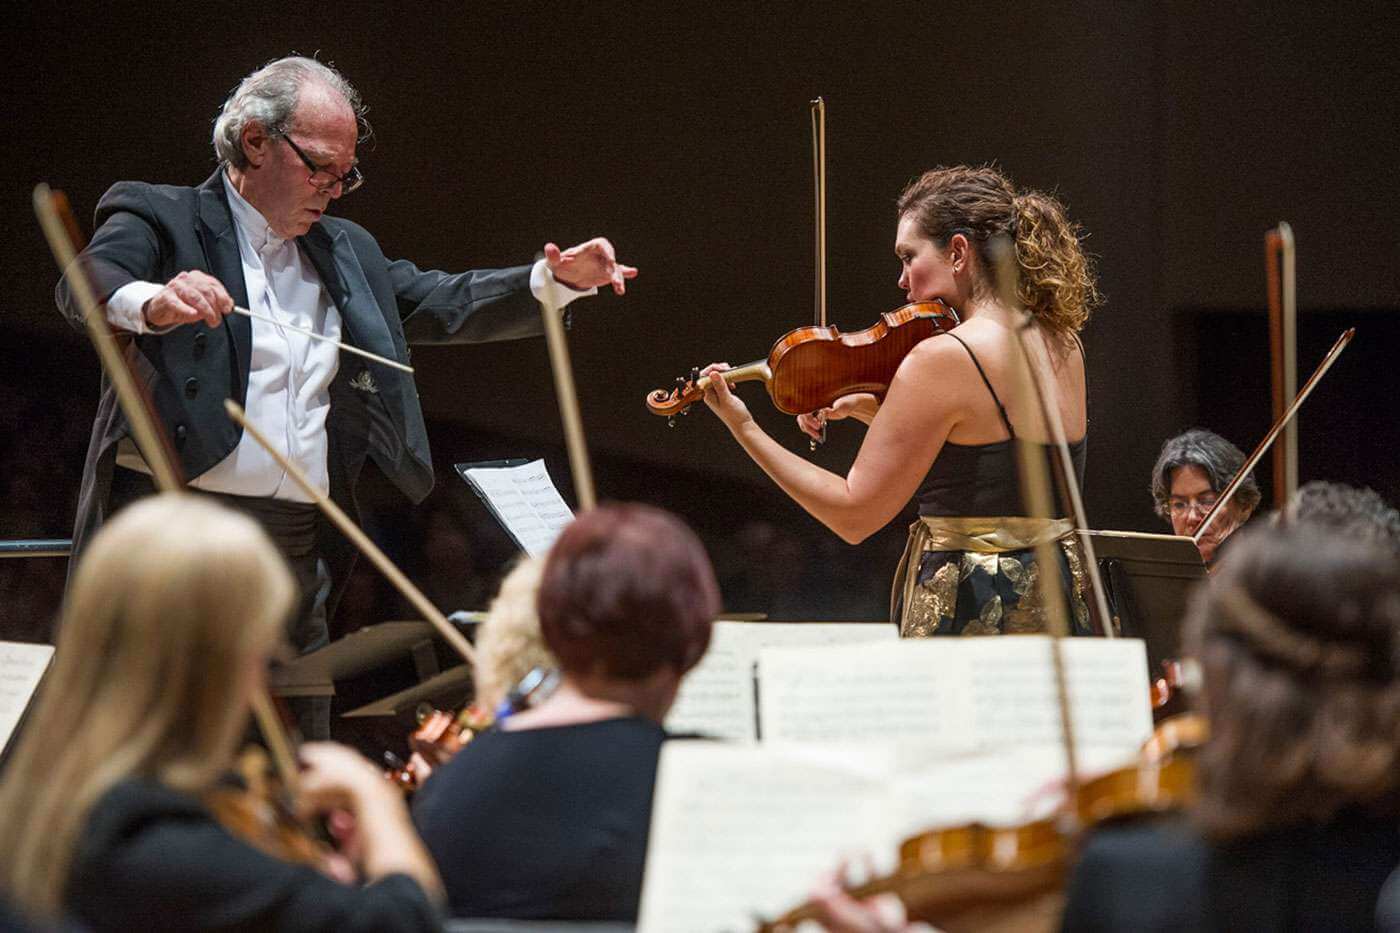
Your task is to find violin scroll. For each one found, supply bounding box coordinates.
[646,367,706,422]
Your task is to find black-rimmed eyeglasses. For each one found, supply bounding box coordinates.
[275,131,364,195]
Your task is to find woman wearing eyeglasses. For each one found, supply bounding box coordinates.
[1149,428,1260,566]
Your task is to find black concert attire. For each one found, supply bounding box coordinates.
[66,779,442,933]
[55,171,555,737]
[1061,811,1400,932]
[892,333,1093,637]
[411,717,667,921]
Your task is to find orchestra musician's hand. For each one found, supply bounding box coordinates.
[804,869,932,933]
[141,270,235,329]
[699,362,755,433]
[797,393,881,441]
[544,237,639,295]
[296,742,445,902]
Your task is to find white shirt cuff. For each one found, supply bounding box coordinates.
[106,281,166,334]
[530,259,597,311]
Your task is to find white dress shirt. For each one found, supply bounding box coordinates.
[106,170,593,501]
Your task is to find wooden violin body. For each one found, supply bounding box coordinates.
[758,713,1207,932]
[385,703,493,793]
[647,300,960,420]
[204,747,332,868]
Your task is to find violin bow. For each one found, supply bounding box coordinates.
[32,183,301,787]
[1193,327,1354,544]
[1266,223,1298,503]
[538,261,597,511]
[991,255,1115,639]
[991,238,1081,802]
[808,97,829,451]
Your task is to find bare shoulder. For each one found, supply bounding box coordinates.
[884,332,985,417]
[898,331,977,379]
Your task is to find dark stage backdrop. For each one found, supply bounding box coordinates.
[4,2,1398,641]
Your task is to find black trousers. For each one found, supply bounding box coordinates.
[108,467,333,740]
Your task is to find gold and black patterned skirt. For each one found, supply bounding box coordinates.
[891,516,1092,638]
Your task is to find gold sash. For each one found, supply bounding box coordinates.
[891,516,1074,630]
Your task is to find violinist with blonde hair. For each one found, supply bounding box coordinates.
[702,165,1100,637]
[0,494,444,931]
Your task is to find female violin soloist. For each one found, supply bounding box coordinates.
[698,165,1101,637]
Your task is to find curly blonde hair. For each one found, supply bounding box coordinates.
[896,165,1101,335]
[472,557,557,713]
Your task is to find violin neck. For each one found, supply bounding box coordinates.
[706,359,771,388]
[765,873,905,929]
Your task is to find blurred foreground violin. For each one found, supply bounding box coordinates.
[646,300,959,424]
[204,746,342,874]
[758,713,1207,932]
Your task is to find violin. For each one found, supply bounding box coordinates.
[1149,656,1203,712]
[203,746,338,871]
[383,667,562,791]
[757,714,1208,931]
[384,703,494,792]
[646,300,960,423]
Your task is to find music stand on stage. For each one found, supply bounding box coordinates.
[269,614,483,709]
[1085,530,1207,677]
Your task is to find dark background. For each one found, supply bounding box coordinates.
[4,2,1398,648]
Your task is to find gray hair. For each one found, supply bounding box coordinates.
[1150,428,1261,521]
[212,56,368,168]
[1279,481,1400,553]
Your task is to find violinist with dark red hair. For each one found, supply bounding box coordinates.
[411,502,720,922]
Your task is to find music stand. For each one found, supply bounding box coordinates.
[1085,531,1206,678]
[268,615,483,702]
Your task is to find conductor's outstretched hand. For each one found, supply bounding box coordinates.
[544,238,638,295]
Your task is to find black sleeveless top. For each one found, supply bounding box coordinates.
[917,333,1087,518]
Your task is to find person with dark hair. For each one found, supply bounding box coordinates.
[1061,523,1400,931]
[55,55,636,740]
[700,165,1100,637]
[411,503,721,921]
[1279,479,1400,553]
[1149,428,1259,565]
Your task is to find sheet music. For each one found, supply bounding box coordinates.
[638,742,901,932]
[455,459,573,557]
[665,621,895,741]
[885,743,1138,835]
[1,642,54,753]
[758,637,1152,752]
[638,740,1136,931]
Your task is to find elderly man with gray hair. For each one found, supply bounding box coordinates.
[1150,428,1260,565]
[56,56,637,738]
